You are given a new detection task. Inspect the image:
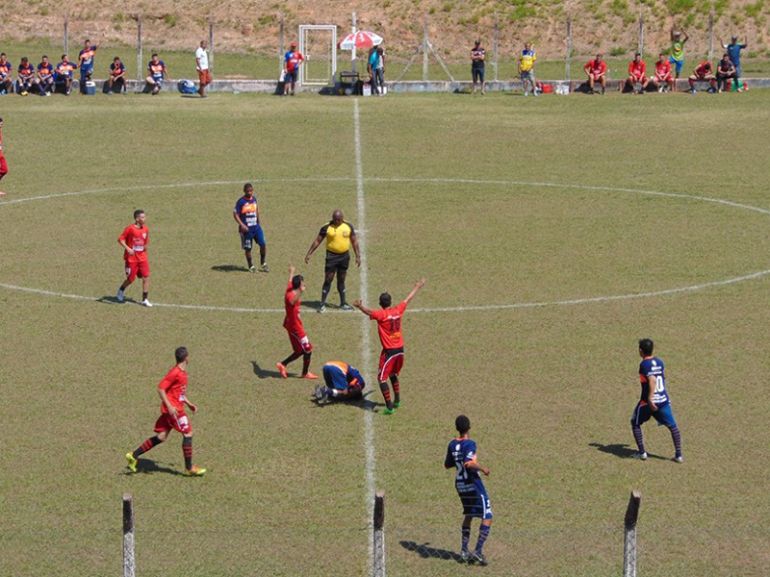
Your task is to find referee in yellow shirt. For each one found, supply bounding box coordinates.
[305,209,361,312]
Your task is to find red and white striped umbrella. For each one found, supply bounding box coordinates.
[338,30,383,51]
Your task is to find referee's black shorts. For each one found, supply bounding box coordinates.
[324,250,350,273]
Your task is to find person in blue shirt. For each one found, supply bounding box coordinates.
[233,182,268,272]
[444,415,492,565]
[16,57,35,95]
[631,338,683,463]
[721,35,747,90]
[313,360,365,403]
[78,39,98,92]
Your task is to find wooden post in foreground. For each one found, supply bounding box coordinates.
[623,490,641,577]
[373,491,385,577]
[136,16,143,82]
[123,493,136,577]
[565,16,573,83]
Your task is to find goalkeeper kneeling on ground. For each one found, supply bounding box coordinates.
[314,361,365,403]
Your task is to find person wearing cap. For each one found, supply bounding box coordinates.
[195,40,211,97]
[721,35,747,91]
[669,28,689,91]
[283,41,304,96]
[470,40,486,94]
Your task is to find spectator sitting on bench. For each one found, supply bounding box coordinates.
[716,53,736,93]
[650,53,674,93]
[688,60,717,94]
[36,55,55,96]
[146,53,167,94]
[0,53,13,94]
[16,57,35,96]
[106,57,127,94]
[622,52,649,94]
[54,54,77,95]
[583,53,607,94]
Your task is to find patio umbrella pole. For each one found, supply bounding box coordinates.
[351,11,357,74]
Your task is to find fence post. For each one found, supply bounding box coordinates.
[63,14,69,54]
[373,491,385,577]
[638,12,644,56]
[565,16,572,83]
[623,490,641,577]
[493,14,499,82]
[422,18,429,81]
[123,494,136,577]
[707,10,714,60]
[209,19,215,70]
[136,15,143,82]
[279,12,285,76]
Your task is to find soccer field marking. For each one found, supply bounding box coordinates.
[1,177,769,314]
[353,98,378,572]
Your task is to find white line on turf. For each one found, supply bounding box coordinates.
[353,98,378,572]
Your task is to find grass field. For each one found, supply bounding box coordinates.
[1,89,769,577]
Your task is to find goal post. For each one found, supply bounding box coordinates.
[298,25,337,86]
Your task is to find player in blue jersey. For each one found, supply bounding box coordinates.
[631,339,683,463]
[78,39,98,91]
[444,415,492,565]
[233,182,268,272]
[313,360,365,403]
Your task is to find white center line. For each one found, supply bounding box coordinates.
[353,98,377,573]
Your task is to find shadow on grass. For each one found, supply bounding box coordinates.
[589,442,668,460]
[211,264,249,273]
[128,458,185,476]
[251,361,283,379]
[400,540,465,563]
[97,296,138,305]
[311,390,381,412]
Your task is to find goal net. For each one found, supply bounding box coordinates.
[299,25,337,86]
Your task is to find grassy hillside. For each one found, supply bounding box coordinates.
[1,0,769,61]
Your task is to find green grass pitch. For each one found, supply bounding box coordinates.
[0,89,769,577]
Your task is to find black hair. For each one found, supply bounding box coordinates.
[175,346,189,363]
[291,274,303,290]
[243,182,253,192]
[379,292,392,308]
[61,54,67,59]
[133,209,145,219]
[42,55,48,59]
[114,56,120,61]
[455,415,471,435]
[638,338,654,356]
[152,53,159,58]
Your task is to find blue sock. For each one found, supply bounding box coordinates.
[461,526,471,552]
[475,524,490,554]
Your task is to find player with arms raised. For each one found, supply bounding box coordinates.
[125,347,206,476]
[445,414,493,565]
[631,338,683,463]
[276,265,317,380]
[353,278,425,415]
[116,209,151,306]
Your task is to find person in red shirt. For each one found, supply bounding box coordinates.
[283,41,304,96]
[125,347,206,476]
[688,60,717,94]
[583,53,607,94]
[0,117,7,196]
[117,209,152,306]
[650,53,674,93]
[354,278,426,415]
[623,52,649,94]
[276,265,318,379]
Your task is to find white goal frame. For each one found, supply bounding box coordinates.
[298,24,337,86]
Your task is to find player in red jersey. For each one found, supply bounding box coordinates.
[276,265,318,380]
[623,52,649,94]
[125,347,206,476]
[354,278,426,415]
[117,209,152,306]
[650,53,674,93]
[583,54,607,94]
[688,60,717,94]
[0,117,8,196]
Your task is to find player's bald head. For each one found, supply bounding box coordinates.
[332,209,344,223]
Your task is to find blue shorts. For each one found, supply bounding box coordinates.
[472,66,485,83]
[669,57,684,76]
[284,71,297,84]
[240,226,265,250]
[322,365,349,391]
[455,479,493,520]
[631,402,677,429]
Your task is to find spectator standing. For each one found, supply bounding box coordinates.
[78,39,98,92]
[519,42,537,96]
[106,57,127,94]
[722,36,747,91]
[470,40,486,94]
[283,41,304,96]
[669,29,689,91]
[368,46,385,95]
[195,40,211,98]
[36,55,55,96]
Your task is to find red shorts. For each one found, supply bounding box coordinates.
[287,328,312,354]
[154,411,191,435]
[0,152,7,177]
[125,259,150,283]
[198,69,212,86]
[378,348,404,382]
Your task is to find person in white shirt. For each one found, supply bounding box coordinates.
[195,40,211,97]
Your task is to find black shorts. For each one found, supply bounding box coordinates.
[472,66,485,83]
[325,251,350,273]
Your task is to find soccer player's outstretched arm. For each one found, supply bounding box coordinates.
[304,233,324,264]
[353,299,374,317]
[404,278,426,305]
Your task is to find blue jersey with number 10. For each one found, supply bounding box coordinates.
[639,356,669,405]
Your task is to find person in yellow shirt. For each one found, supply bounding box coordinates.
[519,42,538,96]
[305,209,361,312]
